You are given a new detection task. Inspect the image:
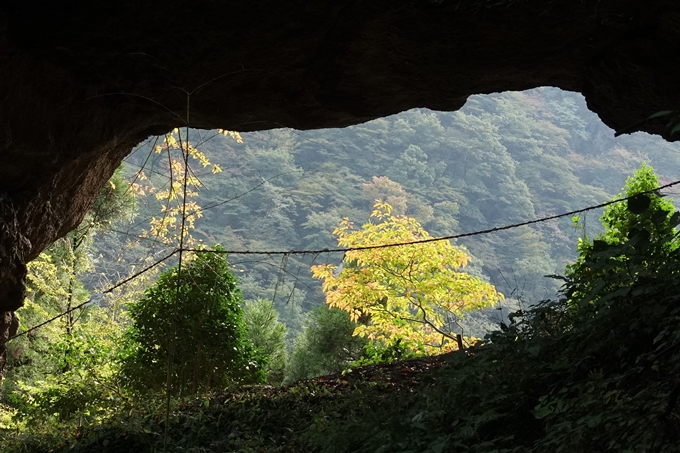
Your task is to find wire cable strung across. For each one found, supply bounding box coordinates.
[8,177,680,342]
[7,250,178,341]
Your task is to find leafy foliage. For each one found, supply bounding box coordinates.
[312,201,502,354]
[7,331,127,431]
[243,298,288,385]
[567,163,679,303]
[121,247,264,396]
[285,305,368,384]
[2,356,445,453]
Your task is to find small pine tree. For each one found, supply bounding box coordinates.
[284,305,368,384]
[243,298,288,385]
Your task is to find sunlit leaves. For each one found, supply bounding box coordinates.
[218,129,244,144]
[312,201,502,355]
[26,255,71,302]
[143,130,220,245]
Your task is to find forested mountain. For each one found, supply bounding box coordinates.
[7,87,680,452]
[118,87,680,338]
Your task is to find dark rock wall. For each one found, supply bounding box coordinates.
[0,0,679,332]
[0,311,19,390]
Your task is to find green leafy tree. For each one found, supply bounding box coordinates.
[387,145,438,189]
[284,305,368,384]
[312,201,502,355]
[567,163,678,303]
[3,166,136,429]
[596,163,675,245]
[243,298,288,385]
[122,247,264,396]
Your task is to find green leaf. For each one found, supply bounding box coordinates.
[586,414,602,427]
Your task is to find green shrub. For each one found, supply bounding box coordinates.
[121,246,265,396]
[243,298,288,385]
[285,305,368,384]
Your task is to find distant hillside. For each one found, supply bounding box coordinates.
[120,87,680,337]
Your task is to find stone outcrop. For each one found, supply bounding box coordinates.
[0,311,19,389]
[0,0,679,355]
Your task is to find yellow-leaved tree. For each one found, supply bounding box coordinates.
[139,128,240,246]
[311,201,502,355]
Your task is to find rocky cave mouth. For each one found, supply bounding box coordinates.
[5,85,680,446]
[2,0,680,380]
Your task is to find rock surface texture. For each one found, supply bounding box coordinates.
[0,0,679,347]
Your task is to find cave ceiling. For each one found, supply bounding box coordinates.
[0,0,680,312]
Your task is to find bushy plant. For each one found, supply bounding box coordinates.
[7,332,126,430]
[285,305,368,384]
[121,246,264,396]
[567,162,678,304]
[243,298,288,385]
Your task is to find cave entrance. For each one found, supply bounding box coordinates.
[21,86,679,346]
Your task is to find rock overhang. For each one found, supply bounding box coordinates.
[0,0,679,312]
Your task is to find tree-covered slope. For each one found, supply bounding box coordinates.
[122,87,680,337]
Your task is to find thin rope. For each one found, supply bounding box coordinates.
[8,250,178,342]
[163,124,192,451]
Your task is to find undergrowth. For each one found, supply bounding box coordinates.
[1,357,442,452]
[5,260,680,453]
[4,175,680,452]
